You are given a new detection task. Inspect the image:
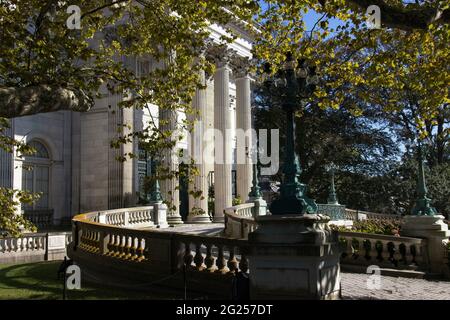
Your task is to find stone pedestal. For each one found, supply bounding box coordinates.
[248,214,341,300]
[402,215,450,275]
[152,202,169,229]
[46,233,68,261]
[247,197,268,217]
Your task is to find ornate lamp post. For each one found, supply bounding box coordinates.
[411,141,437,216]
[263,52,318,215]
[326,163,339,205]
[149,159,163,202]
[249,54,341,299]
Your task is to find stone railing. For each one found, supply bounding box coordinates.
[69,212,249,298]
[343,209,402,222]
[317,204,346,220]
[339,231,428,271]
[225,204,405,240]
[88,206,156,229]
[0,232,72,264]
[224,203,258,239]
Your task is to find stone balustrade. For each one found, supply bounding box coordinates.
[73,212,249,270]
[0,233,47,254]
[0,232,72,264]
[338,231,428,270]
[90,206,156,228]
[224,203,258,238]
[69,212,250,298]
[176,234,249,275]
[66,202,450,299]
[343,209,402,222]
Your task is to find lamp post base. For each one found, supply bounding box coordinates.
[269,195,317,215]
[248,214,341,299]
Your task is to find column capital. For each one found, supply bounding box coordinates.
[206,44,236,69]
[231,56,254,79]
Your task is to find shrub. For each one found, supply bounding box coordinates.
[332,219,401,236]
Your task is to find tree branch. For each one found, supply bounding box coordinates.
[0,85,94,118]
[323,0,449,31]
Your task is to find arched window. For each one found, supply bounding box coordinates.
[22,140,50,210]
[28,140,49,159]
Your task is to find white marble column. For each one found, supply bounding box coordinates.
[187,69,211,223]
[122,106,135,207]
[232,57,253,202]
[160,108,183,225]
[209,45,234,222]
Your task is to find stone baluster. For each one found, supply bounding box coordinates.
[204,244,216,272]
[107,233,115,256]
[215,244,229,274]
[227,246,238,274]
[398,243,407,265]
[344,237,352,261]
[99,232,108,255]
[136,238,145,261]
[129,237,138,260]
[380,241,391,265]
[118,235,126,258]
[393,242,403,263]
[112,234,120,257]
[239,252,249,273]
[184,241,194,269]
[12,238,18,252]
[124,236,132,259]
[25,237,30,252]
[194,243,205,271]
[91,231,97,253]
[86,231,92,252]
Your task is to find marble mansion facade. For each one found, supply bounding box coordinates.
[0,22,255,226]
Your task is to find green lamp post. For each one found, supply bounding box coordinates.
[248,162,262,199]
[264,53,318,215]
[326,163,339,205]
[411,141,437,216]
[149,159,163,203]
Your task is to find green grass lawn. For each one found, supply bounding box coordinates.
[0,261,180,300]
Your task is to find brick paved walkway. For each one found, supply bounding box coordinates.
[341,272,450,300]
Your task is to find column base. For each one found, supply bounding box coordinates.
[167,215,184,225]
[187,215,212,224]
[213,216,225,223]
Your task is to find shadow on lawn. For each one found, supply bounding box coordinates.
[0,261,175,300]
